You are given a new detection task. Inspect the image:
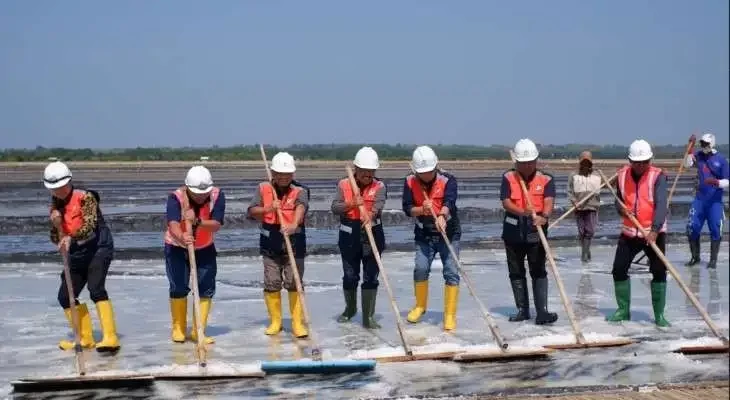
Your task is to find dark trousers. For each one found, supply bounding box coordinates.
[575,210,598,239]
[341,246,380,290]
[58,247,113,309]
[165,243,218,299]
[612,233,667,283]
[505,242,548,280]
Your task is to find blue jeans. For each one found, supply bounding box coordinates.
[165,243,218,299]
[414,238,460,286]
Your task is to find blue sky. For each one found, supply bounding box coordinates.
[1,1,727,149]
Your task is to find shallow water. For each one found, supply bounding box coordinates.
[1,243,727,399]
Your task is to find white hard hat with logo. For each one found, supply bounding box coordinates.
[271,152,296,173]
[412,145,438,173]
[185,165,214,194]
[354,146,380,170]
[513,138,539,162]
[43,161,72,189]
[628,139,653,161]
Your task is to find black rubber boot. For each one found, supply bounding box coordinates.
[707,240,720,269]
[508,279,530,322]
[533,277,558,325]
[337,289,357,322]
[685,239,701,266]
[585,237,592,261]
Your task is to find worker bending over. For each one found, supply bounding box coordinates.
[44,161,120,353]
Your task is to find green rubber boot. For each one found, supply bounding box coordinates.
[606,280,631,322]
[337,289,357,323]
[361,288,381,329]
[651,281,670,327]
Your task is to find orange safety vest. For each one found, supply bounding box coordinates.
[505,170,552,213]
[616,165,667,238]
[406,174,448,212]
[164,186,220,249]
[338,178,384,222]
[259,182,304,226]
[52,189,88,236]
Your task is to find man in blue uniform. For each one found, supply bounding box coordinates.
[684,132,728,269]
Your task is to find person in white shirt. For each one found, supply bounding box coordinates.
[567,151,602,262]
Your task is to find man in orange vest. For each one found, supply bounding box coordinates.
[402,145,461,331]
[43,161,120,353]
[500,139,558,325]
[247,152,310,338]
[331,147,387,329]
[164,165,226,344]
[606,139,670,327]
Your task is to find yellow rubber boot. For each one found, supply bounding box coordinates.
[264,291,282,335]
[190,298,215,344]
[169,298,187,343]
[288,291,309,338]
[94,300,121,352]
[407,281,429,323]
[443,285,459,331]
[59,303,96,350]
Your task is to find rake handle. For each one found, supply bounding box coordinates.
[516,176,587,345]
[410,165,508,350]
[634,136,696,265]
[597,169,728,346]
[549,172,617,230]
[60,245,87,376]
[260,144,322,361]
[183,219,208,368]
[667,136,696,206]
[345,165,413,356]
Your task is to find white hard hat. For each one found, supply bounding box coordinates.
[43,161,72,189]
[185,165,214,194]
[628,139,653,162]
[700,132,716,148]
[513,138,539,162]
[412,145,438,173]
[271,152,296,173]
[354,146,380,170]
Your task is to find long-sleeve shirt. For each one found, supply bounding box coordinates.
[50,191,99,245]
[567,171,602,211]
[615,171,668,232]
[685,150,729,202]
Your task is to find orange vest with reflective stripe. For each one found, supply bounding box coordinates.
[406,174,447,211]
[164,186,220,249]
[338,178,383,221]
[259,182,303,226]
[617,165,666,238]
[505,170,551,213]
[55,189,87,236]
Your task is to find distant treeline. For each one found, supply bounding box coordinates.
[1,143,727,162]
